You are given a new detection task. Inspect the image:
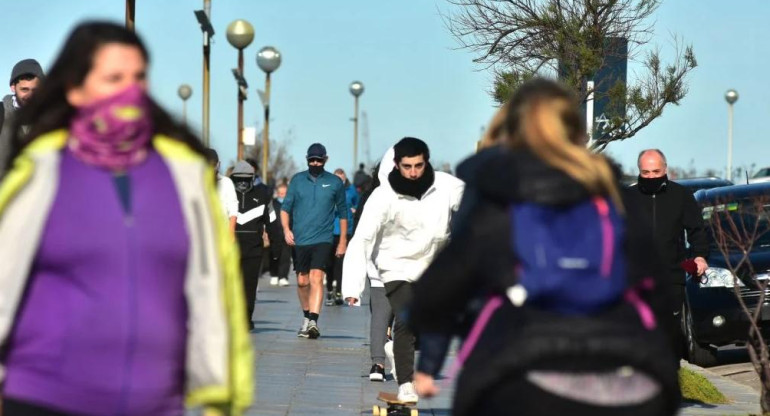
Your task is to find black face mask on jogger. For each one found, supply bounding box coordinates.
[308,164,325,177]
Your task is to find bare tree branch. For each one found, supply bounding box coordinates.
[445,0,696,151]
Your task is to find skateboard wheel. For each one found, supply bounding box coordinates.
[379,407,387,416]
[372,405,379,416]
[411,409,418,416]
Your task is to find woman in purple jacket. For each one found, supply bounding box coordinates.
[0,22,252,416]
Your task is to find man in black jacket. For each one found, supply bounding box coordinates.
[626,149,709,360]
[231,160,274,330]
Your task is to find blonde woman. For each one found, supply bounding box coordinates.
[410,79,679,416]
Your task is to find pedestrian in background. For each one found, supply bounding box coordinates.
[410,78,680,416]
[268,183,292,287]
[626,149,709,364]
[0,21,252,416]
[344,156,399,382]
[281,143,348,339]
[231,160,274,331]
[0,58,45,177]
[204,147,238,234]
[343,137,464,403]
[325,168,358,306]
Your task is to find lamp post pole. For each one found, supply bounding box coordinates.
[349,81,364,170]
[125,0,135,31]
[178,84,192,126]
[725,89,739,181]
[257,46,282,182]
[226,20,255,160]
[193,1,214,146]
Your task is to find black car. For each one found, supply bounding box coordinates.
[684,182,770,366]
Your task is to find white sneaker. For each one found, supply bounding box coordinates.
[397,382,418,403]
[279,278,289,287]
[384,340,396,380]
[269,277,279,286]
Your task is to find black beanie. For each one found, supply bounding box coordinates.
[10,59,44,86]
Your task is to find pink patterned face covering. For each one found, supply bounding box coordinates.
[69,84,153,171]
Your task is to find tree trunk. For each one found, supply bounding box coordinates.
[761,362,770,414]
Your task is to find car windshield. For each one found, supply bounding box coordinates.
[703,198,770,252]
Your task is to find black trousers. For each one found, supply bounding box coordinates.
[2,398,78,416]
[668,284,686,363]
[241,254,263,326]
[270,241,292,279]
[384,280,415,385]
[471,378,667,416]
[325,235,344,292]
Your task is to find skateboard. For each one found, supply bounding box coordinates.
[372,391,418,416]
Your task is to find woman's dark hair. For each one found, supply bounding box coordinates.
[6,21,206,170]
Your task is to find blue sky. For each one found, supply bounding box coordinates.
[0,1,766,178]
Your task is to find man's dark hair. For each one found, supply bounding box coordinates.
[12,73,38,86]
[393,137,430,164]
[203,148,219,166]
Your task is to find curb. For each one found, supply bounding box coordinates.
[679,361,761,415]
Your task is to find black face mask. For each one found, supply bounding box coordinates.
[388,163,435,199]
[308,163,325,177]
[638,174,668,194]
[232,175,253,193]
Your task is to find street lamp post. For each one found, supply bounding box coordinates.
[226,19,255,161]
[178,84,192,126]
[194,1,214,146]
[725,89,739,181]
[125,0,136,32]
[349,81,364,170]
[257,46,282,183]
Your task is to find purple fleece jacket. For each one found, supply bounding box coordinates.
[3,150,190,416]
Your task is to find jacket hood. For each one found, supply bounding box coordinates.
[472,147,619,206]
[231,160,254,176]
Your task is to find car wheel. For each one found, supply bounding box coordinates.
[685,305,719,367]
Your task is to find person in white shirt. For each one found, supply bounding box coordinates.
[204,148,238,234]
[343,137,464,403]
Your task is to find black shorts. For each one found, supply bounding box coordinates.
[293,243,333,274]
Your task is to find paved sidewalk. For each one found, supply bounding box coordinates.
[248,280,454,416]
[245,278,763,416]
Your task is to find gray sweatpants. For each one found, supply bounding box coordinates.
[369,286,393,366]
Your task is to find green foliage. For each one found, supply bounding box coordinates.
[446,0,697,152]
[680,367,729,404]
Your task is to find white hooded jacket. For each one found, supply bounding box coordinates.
[342,149,464,303]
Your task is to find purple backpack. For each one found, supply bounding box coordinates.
[511,197,627,314]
